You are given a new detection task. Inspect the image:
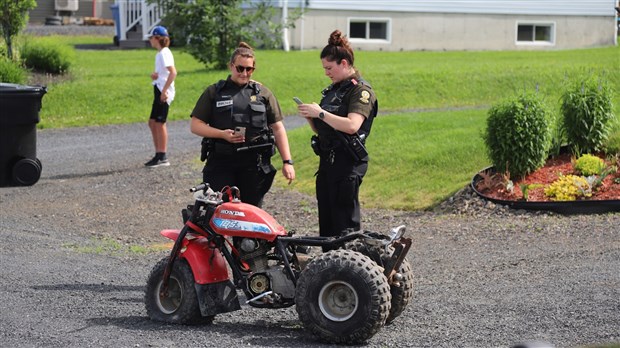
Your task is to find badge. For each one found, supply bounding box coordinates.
[359,90,370,104]
[250,95,257,102]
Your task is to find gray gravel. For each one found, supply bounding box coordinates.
[1,119,619,348]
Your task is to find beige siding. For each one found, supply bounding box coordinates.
[29,1,55,24]
[288,11,616,51]
[307,0,616,17]
[30,1,114,24]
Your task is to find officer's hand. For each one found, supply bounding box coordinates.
[224,129,245,144]
[298,103,322,119]
[282,164,295,185]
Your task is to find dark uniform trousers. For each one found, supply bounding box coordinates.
[315,147,368,238]
[203,152,275,208]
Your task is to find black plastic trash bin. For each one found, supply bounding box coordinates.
[0,83,47,187]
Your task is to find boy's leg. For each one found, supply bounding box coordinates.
[151,120,168,156]
[146,86,170,166]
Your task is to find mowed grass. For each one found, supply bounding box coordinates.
[280,109,489,210]
[20,35,620,210]
[29,35,620,128]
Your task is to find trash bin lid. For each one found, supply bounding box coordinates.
[0,83,47,126]
[0,83,47,95]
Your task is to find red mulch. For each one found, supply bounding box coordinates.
[476,153,620,202]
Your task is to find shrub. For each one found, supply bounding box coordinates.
[560,74,615,155]
[574,154,605,176]
[606,123,620,155]
[0,57,26,84]
[0,43,8,58]
[20,39,74,74]
[484,92,551,179]
[544,174,592,201]
[547,110,565,158]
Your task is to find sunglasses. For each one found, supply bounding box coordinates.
[234,65,255,73]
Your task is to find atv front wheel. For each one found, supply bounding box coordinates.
[144,257,214,325]
[346,240,414,325]
[295,249,391,344]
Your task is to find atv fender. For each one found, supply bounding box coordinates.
[160,229,229,284]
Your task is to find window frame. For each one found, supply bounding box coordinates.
[347,17,392,44]
[515,21,556,46]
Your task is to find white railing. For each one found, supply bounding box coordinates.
[116,0,162,41]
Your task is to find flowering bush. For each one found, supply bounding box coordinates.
[574,154,606,176]
[544,174,592,201]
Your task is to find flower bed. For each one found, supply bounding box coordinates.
[472,152,620,214]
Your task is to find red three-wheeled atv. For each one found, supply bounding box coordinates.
[145,184,414,344]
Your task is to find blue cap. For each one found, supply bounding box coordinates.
[150,26,169,37]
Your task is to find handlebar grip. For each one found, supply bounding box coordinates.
[190,183,209,192]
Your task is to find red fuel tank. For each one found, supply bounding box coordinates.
[209,201,287,241]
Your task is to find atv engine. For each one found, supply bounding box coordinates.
[237,238,296,300]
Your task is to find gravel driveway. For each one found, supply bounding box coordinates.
[1,119,618,348]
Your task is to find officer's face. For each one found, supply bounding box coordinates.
[321,58,353,84]
[230,56,255,85]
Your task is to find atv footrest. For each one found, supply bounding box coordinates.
[196,280,241,316]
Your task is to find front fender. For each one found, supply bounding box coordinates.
[159,229,229,285]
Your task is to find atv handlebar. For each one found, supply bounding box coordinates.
[191,183,223,205]
[190,183,210,193]
[389,225,406,242]
[190,183,241,205]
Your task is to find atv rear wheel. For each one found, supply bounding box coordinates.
[144,257,214,325]
[295,249,390,344]
[346,240,414,325]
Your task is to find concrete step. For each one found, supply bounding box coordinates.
[119,25,148,48]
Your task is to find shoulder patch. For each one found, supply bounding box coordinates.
[360,90,370,104]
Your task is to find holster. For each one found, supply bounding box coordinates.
[344,134,369,162]
[311,135,321,156]
[336,132,369,162]
[200,138,214,162]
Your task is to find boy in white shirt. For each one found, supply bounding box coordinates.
[145,25,176,167]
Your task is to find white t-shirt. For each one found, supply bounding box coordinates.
[153,47,175,104]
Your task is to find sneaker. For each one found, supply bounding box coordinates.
[144,157,170,168]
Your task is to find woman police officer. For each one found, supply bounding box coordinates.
[297,30,378,242]
[190,42,295,207]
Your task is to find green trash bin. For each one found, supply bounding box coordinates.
[0,83,47,187]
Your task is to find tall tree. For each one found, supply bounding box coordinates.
[0,0,36,60]
[152,0,302,70]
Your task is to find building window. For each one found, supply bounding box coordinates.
[348,18,391,42]
[516,22,555,45]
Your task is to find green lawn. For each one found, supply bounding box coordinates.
[17,34,620,210]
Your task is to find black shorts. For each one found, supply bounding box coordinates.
[150,85,169,123]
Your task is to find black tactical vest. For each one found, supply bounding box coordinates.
[315,78,378,148]
[210,79,270,148]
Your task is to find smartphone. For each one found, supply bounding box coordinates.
[293,97,303,105]
[234,126,246,136]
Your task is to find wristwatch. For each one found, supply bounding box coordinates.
[318,111,325,120]
[283,159,294,165]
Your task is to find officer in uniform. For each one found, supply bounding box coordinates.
[190,42,295,207]
[297,30,378,241]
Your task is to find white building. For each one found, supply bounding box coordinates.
[59,0,617,50]
[285,0,618,51]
